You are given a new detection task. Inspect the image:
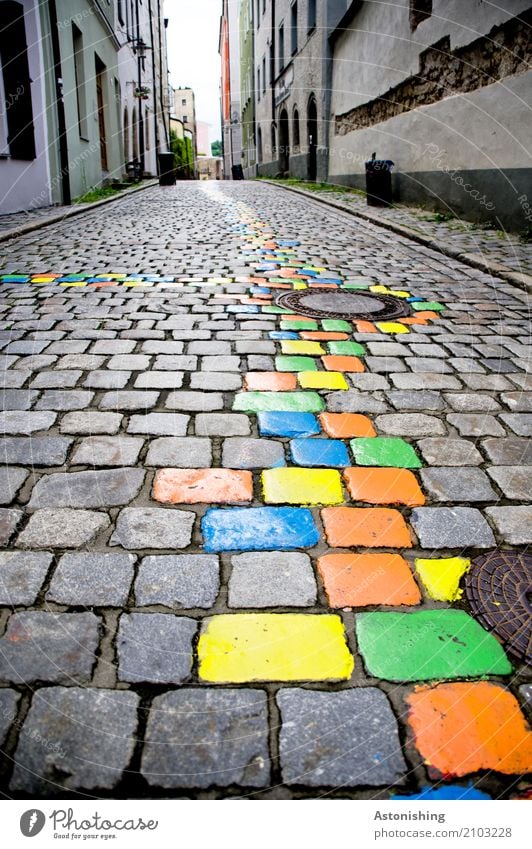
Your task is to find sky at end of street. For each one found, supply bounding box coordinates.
[165,0,225,145]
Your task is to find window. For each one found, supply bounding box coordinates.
[409,0,432,30]
[0,1,36,160]
[262,56,266,93]
[182,114,188,122]
[257,125,263,162]
[182,98,186,106]
[262,0,266,13]
[271,123,276,157]
[72,24,88,139]
[293,108,300,148]
[308,0,316,32]
[256,0,260,26]
[118,0,124,24]
[269,41,275,86]
[291,2,297,55]
[278,23,284,73]
[257,67,261,100]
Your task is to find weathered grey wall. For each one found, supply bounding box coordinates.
[328,0,532,228]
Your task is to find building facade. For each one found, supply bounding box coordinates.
[0,0,171,215]
[328,0,532,228]
[239,0,256,177]
[219,0,243,179]
[172,85,198,175]
[0,0,51,214]
[117,0,171,178]
[253,0,333,181]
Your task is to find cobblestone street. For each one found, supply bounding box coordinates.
[0,181,530,799]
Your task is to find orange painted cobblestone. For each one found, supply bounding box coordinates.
[318,552,421,607]
[321,506,413,547]
[343,467,426,506]
[153,468,253,504]
[321,355,365,372]
[406,682,532,778]
[244,372,297,391]
[319,412,377,438]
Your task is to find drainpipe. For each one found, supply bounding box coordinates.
[148,0,159,165]
[47,0,71,204]
[160,7,170,150]
[135,0,145,173]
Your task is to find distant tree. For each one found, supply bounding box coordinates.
[170,129,194,179]
[211,140,222,157]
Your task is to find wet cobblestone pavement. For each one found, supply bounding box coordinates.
[266,181,532,280]
[0,181,531,799]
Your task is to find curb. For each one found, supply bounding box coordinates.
[0,179,159,245]
[262,180,532,294]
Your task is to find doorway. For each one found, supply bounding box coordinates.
[279,108,289,175]
[95,56,108,171]
[307,95,317,182]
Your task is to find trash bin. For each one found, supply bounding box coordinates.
[365,155,394,207]
[158,152,176,186]
[232,164,244,180]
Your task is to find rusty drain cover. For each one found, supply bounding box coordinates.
[465,550,532,664]
[275,288,410,321]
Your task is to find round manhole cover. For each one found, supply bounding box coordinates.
[465,550,532,663]
[275,288,409,321]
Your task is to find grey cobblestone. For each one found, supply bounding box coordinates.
[17,509,110,548]
[165,391,224,411]
[0,551,52,605]
[99,390,160,410]
[71,435,144,466]
[0,508,23,545]
[390,373,462,390]
[410,506,496,548]
[141,689,270,788]
[47,552,136,605]
[222,437,285,469]
[0,689,19,746]
[110,507,195,549]
[229,552,316,607]
[386,390,443,411]
[117,612,197,683]
[277,688,406,787]
[0,389,38,409]
[485,506,532,544]
[35,389,94,410]
[127,412,189,435]
[83,370,131,389]
[0,611,100,683]
[60,411,122,434]
[146,436,212,467]
[28,468,145,509]
[417,437,483,466]
[447,413,506,437]
[135,554,220,608]
[191,371,242,390]
[0,410,56,433]
[0,467,29,503]
[134,371,184,389]
[420,467,497,502]
[481,437,532,465]
[375,413,445,436]
[499,413,532,436]
[444,393,501,412]
[10,688,138,793]
[486,467,530,501]
[195,413,251,436]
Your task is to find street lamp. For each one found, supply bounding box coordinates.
[132,37,152,174]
